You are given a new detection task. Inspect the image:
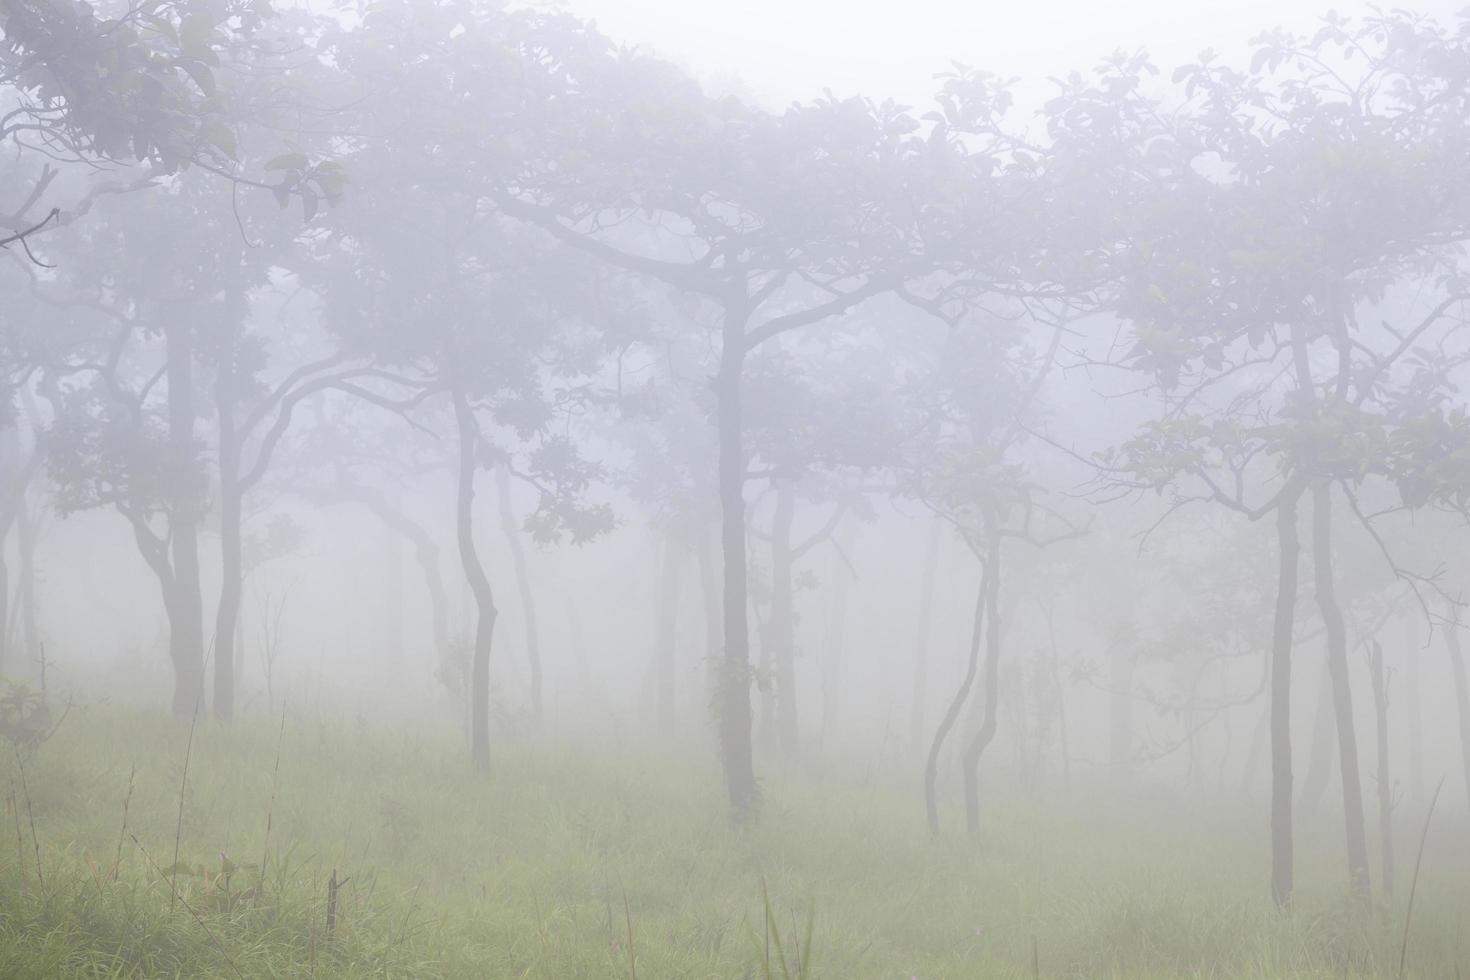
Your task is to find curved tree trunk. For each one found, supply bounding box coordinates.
[961,529,1003,835]
[769,477,799,757]
[328,480,453,691]
[909,517,942,758]
[1311,481,1371,901]
[165,323,205,721]
[1270,486,1302,906]
[715,319,757,823]
[495,464,542,725]
[452,385,497,773]
[925,564,987,837]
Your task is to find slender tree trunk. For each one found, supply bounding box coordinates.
[1270,486,1302,906]
[452,385,497,773]
[495,465,542,725]
[213,344,241,722]
[330,481,453,691]
[1240,701,1268,797]
[1311,481,1371,900]
[1404,612,1424,806]
[1300,659,1336,815]
[962,529,1003,835]
[769,477,799,757]
[715,319,757,823]
[1444,606,1470,816]
[925,567,987,837]
[1368,640,1394,899]
[910,516,942,758]
[165,324,205,721]
[696,526,721,709]
[820,518,853,748]
[653,533,681,733]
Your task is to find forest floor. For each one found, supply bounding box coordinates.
[0,706,1466,978]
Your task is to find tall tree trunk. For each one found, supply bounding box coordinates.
[1368,640,1394,899]
[961,528,1003,835]
[820,518,853,749]
[1270,486,1302,906]
[165,324,204,721]
[452,385,497,773]
[1311,481,1371,900]
[1444,606,1470,816]
[925,566,987,837]
[696,526,721,709]
[1300,658,1336,815]
[715,320,757,823]
[329,480,453,692]
[495,465,541,725]
[1404,612,1424,806]
[910,517,942,758]
[653,533,681,733]
[769,477,799,757]
[212,342,241,722]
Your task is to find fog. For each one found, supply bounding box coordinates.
[2,0,1470,976]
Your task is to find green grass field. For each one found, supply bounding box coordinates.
[0,706,1465,978]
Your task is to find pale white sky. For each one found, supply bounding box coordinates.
[561,0,1462,109]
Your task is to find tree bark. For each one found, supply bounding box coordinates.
[452,385,497,773]
[910,516,942,758]
[715,316,757,823]
[653,533,681,733]
[495,465,542,725]
[1311,481,1371,900]
[961,528,1003,835]
[769,476,799,757]
[925,565,987,837]
[1444,606,1470,817]
[165,324,205,721]
[1270,485,1302,906]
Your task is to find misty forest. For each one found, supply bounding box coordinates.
[3,0,1470,976]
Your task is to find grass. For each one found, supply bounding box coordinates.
[0,705,1466,978]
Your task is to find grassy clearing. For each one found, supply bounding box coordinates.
[0,707,1466,978]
